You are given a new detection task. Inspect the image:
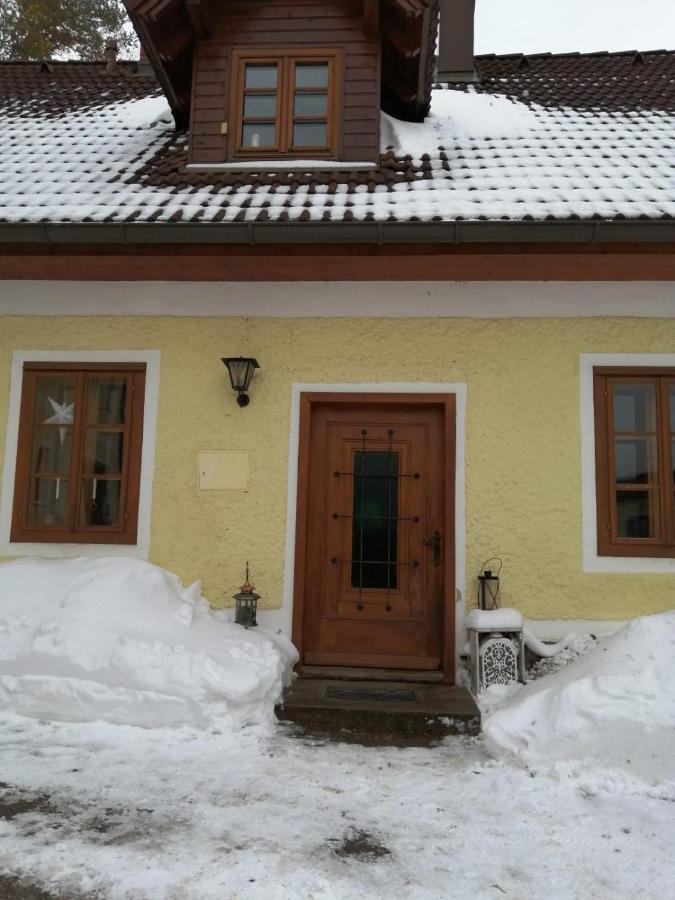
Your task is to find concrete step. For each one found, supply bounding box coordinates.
[300,666,444,683]
[275,678,480,746]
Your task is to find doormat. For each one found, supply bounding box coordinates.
[324,686,419,703]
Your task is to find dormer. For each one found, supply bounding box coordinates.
[123,0,440,169]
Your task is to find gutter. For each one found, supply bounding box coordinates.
[0,220,674,246]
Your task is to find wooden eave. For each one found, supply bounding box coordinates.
[1,239,674,282]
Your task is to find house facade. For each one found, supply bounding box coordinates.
[1,0,674,682]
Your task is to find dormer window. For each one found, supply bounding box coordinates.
[230,49,341,159]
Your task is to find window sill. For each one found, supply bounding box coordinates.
[184,160,378,173]
[0,540,149,560]
[583,551,675,574]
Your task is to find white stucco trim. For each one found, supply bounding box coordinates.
[0,350,160,559]
[259,382,467,643]
[2,281,675,318]
[525,618,626,640]
[580,353,675,574]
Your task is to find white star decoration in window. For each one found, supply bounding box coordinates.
[43,398,75,444]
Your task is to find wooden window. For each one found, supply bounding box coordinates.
[11,363,146,545]
[230,49,341,159]
[594,368,675,557]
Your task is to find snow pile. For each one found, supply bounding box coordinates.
[528,633,599,679]
[381,90,539,155]
[466,607,523,629]
[0,558,297,731]
[484,612,675,795]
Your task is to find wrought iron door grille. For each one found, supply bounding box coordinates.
[331,428,420,611]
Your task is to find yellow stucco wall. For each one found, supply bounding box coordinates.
[1,314,674,620]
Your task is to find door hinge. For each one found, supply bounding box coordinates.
[604,390,608,398]
[607,522,611,531]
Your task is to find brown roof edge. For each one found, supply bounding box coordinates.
[0,220,674,245]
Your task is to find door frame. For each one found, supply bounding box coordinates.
[291,392,456,682]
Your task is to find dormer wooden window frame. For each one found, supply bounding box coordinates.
[229,48,343,161]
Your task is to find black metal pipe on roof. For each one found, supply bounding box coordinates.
[0,220,673,245]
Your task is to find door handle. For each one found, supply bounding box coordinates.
[423,530,442,566]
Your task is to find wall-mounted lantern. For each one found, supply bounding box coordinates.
[477,557,502,610]
[233,562,259,628]
[221,357,259,407]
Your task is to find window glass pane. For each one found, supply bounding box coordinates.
[79,479,121,527]
[32,427,72,475]
[242,123,276,148]
[86,378,127,425]
[616,490,660,539]
[27,477,69,526]
[295,63,329,88]
[83,430,124,476]
[612,384,656,432]
[293,122,327,147]
[243,94,276,117]
[614,437,658,485]
[36,378,76,427]
[245,65,277,89]
[294,92,327,116]
[351,451,398,590]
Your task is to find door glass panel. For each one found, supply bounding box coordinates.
[294,92,327,116]
[616,490,660,539]
[612,384,656,432]
[83,430,124,476]
[614,437,658,484]
[32,427,72,475]
[295,64,329,88]
[245,65,277,89]
[79,479,121,527]
[351,451,399,590]
[243,93,276,117]
[27,477,69,526]
[86,378,127,425]
[242,123,276,148]
[293,122,327,147]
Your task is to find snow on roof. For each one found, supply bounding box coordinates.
[0,52,674,226]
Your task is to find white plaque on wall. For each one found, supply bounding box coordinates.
[198,451,249,491]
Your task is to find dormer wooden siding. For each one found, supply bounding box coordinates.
[190,0,380,165]
[125,0,438,149]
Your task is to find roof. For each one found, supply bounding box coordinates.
[0,50,674,237]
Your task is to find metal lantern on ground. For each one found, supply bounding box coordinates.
[233,562,259,628]
[221,357,260,407]
[477,557,502,610]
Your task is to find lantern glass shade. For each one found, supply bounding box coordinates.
[478,571,500,610]
[222,357,259,393]
[233,586,259,628]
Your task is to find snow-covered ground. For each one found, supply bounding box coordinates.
[0,560,673,898]
[0,712,673,900]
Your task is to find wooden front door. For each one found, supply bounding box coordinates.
[293,394,455,678]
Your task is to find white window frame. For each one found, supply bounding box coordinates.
[580,352,675,573]
[0,350,160,558]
